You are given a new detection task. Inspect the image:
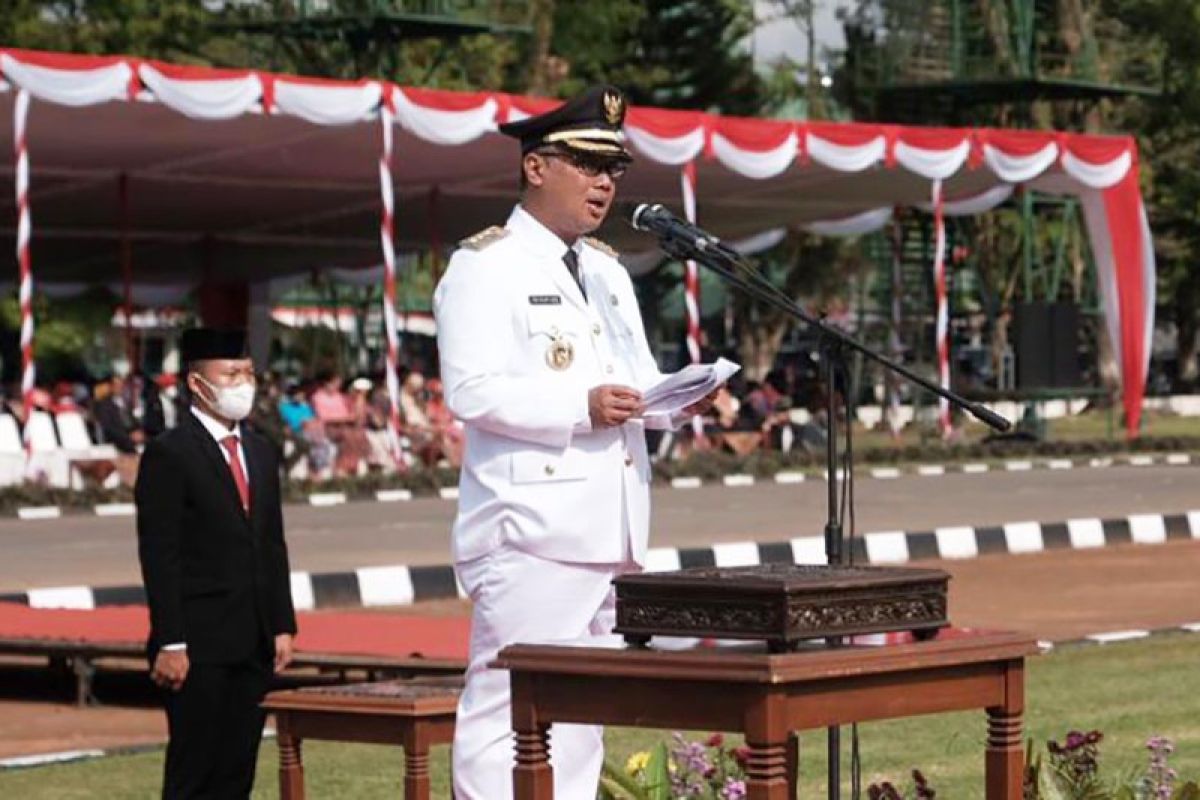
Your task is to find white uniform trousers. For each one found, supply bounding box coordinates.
[452,544,632,800]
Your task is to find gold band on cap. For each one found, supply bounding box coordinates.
[543,129,625,145]
[551,139,629,154]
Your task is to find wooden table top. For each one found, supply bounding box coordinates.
[493,630,1039,684]
[263,676,462,716]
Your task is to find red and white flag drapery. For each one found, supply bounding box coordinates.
[0,47,1157,436]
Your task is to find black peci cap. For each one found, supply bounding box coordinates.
[499,84,632,159]
[179,328,247,367]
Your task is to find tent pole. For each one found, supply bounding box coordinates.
[428,185,443,286]
[119,173,135,373]
[13,90,36,471]
[378,94,405,467]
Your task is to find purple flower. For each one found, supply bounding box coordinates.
[720,778,747,800]
[1143,735,1177,798]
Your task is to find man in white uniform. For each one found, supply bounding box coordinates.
[434,85,712,799]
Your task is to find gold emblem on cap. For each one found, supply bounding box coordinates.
[546,336,575,371]
[603,90,624,126]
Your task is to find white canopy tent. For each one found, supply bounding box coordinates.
[0,47,1155,448]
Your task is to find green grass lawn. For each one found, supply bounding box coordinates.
[849,407,1200,453]
[2,634,1197,798]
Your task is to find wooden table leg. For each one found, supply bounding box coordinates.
[786,732,800,798]
[511,673,553,799]
[745,740,790,800]
[277,721,306,800]
[985,659,1025,799]
[404,746,430,800]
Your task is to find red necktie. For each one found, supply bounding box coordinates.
[221,435,250,512]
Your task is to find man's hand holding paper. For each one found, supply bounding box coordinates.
[640,357,741,417]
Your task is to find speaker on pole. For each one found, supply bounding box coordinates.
[1014,302,1082,389]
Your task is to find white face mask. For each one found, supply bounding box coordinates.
[195,376,256,422]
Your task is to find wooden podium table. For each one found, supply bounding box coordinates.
[494,630,1038,800]
[262,676,461,800]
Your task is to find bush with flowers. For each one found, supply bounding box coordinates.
[599,733,747,800]
[608,729,1197,800]
[870,730,1197,800]
[1023,731,1198,800]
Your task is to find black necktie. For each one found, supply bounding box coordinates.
[563,249,587,301]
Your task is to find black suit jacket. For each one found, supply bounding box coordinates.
[135,411,297,665]
[94,397,140,454]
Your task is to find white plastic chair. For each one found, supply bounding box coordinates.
[25,410,70,487]
[56,411,120,489]
[0,414,24,487]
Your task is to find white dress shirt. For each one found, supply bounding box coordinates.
[160,405,249,653]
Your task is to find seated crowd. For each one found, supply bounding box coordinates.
[2,361,825,487]
[3,367,464,486]
[679,367,830,458]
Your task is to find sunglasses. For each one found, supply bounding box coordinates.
[539,150,629,181]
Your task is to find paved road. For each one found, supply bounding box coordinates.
[2,537,1199,760]
[2,464,1197,591]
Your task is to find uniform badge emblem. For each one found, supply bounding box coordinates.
[546,336,575,371]
[603,90,624,125]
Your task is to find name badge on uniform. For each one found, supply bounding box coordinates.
[546,334,575,371]
[529,295,562,306]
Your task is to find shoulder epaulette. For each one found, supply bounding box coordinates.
[582,236,619,259]
[459,226,510,251]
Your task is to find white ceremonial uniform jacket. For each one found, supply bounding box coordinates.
[434,205,678,567]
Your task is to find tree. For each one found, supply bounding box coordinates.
[732,232,866,381]
[0,1,218,63]
[551,0,764,114]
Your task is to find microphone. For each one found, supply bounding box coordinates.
[630,204,733,257]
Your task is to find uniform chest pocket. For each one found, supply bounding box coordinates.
[526,307,581,340]
[511,449,588,484]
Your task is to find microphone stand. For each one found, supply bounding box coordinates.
[651,232,1009,800]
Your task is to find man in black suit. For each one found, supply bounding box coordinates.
[136,328,297,799]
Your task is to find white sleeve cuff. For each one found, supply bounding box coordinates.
[571,390,593,434]
[160,642,187,651]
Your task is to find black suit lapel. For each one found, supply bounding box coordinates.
[241,428,265,534]
[183,412,250,524]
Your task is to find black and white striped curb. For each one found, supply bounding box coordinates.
[3,622,1199,772]
[666,451,1196,489]
[6,452,1195,522]
[0,561,468,612]
[4,511,1197,611]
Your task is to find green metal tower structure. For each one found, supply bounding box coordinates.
[858,0,1155,124]
[224,1,527,41]
[217,1,529,77]
[849,0,1154,395]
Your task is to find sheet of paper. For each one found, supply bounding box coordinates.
[641,357,741,416]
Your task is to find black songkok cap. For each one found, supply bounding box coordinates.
[498,84,632,159]
[179,328,247,366]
